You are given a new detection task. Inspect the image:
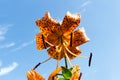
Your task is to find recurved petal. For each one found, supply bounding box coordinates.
[66,47,82,60]
[47,46,65,60]
[61,11,81,36]
[72,27,90,47]
[36,11,61,37]
[26,69,45,80]
[48,67,62,80]
[70,65,80,80]
[36,33,50,50]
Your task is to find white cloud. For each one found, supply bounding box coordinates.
[0,42,15,49]
[0,62,18,76]
[81,1,91,8]
[0,26,8,35]
[76,1,92,13]
[0,24,13,41]
[0,26,8,41]
[11,40,35,52]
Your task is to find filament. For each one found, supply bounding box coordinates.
[65,52,73,67]
[56,60,60,68]
[33,57,51,70]
[63,42,87,58]
[45,40,54,46]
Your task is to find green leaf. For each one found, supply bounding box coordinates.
[69,67,73,71]
[61,67,72,79]
[58,78,66,80]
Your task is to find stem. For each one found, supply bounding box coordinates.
[65,53,73,67]
[64,57,68,68]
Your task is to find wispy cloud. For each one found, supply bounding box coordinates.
[11,40,35,52]
[0,42,15,49]
[0,26,8,35]
[0,24,13,41]
[0,26,8,41]
[77,0,92,13]
[81,0,91,8]
[0,62,18,76]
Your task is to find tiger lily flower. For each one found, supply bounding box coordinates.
[35,11,89,60]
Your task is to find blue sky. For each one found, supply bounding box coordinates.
[0,0,120,80]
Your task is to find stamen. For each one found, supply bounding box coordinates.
[88,52,92,67]
[33,62,41,70]
[77,55,87,58]
[41,57,51,64]
[45,40,54,46]
[33,57,51,70]
[79,72,82,80]
[42,34,46,49]
[65,53,73,67]
[63,43,86,58]
[56,60,60,68]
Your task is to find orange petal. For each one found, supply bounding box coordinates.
[47,46,65,60]
[70,65,80,80]
[46,33,59,46]
[66,47,82,60]
[72,27,90,47]
[36,11,61,38]
[61,11,81,36]
[26,69,45,80]
[36,33,50,50]
[48,67,62,80]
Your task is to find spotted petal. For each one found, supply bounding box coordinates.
[36,12,61,45]
[61,11,81,36]
[47,46,65,60]
[72,27,90,47]
[36,33,50,50]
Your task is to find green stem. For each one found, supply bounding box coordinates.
[64,57,68,68]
